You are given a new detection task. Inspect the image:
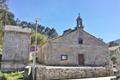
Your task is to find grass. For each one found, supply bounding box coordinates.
[0,71,24,80]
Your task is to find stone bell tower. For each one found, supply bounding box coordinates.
[76,13,84,29]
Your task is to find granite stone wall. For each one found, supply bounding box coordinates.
[36,65,113,80]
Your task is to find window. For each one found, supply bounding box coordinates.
[78,38,83,44]
[61,55,68,61]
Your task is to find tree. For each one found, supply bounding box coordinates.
[44,27,51,34]
[49,28,58,38]
[0,0,16,26]
[0,9,16,25]
[0,9,15,47]
[37,25,45,33]
[109,41,119,47]
[0,0,8,10]
[14,20,58,39]
[31,33,47,46]
[19,21,28,28]
[15,18,21,26]
[0,0,7,48]
[44,27,58,38]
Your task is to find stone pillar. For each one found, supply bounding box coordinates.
[1,25,31,72]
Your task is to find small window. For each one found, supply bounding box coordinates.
[61,55,68,61]
[78,38,83,44]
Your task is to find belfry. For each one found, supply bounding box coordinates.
[76,13,84,29]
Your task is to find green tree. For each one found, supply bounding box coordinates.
[0,9,16,49]
[0,9,16,25]
[31,33,47,46]
[0,0,16,48]
[49,28,58,38]
[44,27,58,38]
[109,41,119,47]
[0,0,8,10]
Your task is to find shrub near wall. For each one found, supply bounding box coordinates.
[0,71,23,80]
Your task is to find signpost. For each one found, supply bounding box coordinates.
[32,19,38,80]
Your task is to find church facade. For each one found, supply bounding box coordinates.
[38,15,110,66]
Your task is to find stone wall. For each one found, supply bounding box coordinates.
[36,65,113,80]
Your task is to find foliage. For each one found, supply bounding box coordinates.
[0,27,3,51]
[109,41,119,47]
[0,47,2,55]
[0,71,23,80]
[45,27,58,38]
[0,0,16,25]
[16,20,58,38]
[0,9,16,25]
[111,58,116,63]
[31,33,47,46]
[110,51,117,62]
[0,0,8,10]
[63,28,72,35]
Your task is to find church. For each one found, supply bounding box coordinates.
[38,15,110,66]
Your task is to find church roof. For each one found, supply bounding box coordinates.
[50,27,106,45]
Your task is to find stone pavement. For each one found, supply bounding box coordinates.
[68,76,116,80]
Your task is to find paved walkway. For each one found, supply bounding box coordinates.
[45,66,105,69]
[68,76,116,80]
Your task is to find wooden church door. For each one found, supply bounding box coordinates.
[78,54,84,65]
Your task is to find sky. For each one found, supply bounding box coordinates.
[8,0,120,42]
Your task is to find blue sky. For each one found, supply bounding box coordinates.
[8,0,120,42]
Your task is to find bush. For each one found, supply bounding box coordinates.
[0,71,24,80]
